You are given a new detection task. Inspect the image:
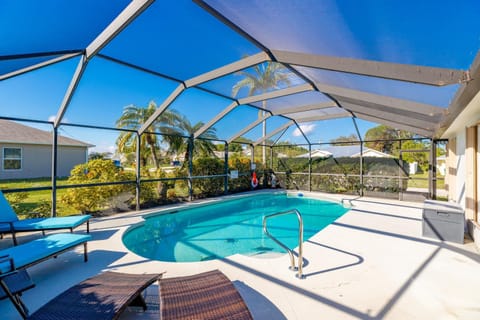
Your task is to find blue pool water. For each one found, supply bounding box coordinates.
[123,193,348,262]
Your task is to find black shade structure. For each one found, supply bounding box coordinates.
[1,0,479,142]
[1,0,480,214]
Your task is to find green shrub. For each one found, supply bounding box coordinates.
[228,157,252,192]
[26,200,51,218]
[4,192,29,213]
[60,159,154,215]
[192,157,224,196]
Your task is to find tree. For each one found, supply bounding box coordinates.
[88,151,112,160]
[115,101,181,169]
[364,125,414,154]
[215,143,243,153]
[168,115,218,166]
[400,140,429,170]
[232,61,292,165]
[273,141,308,157]
[330,134,359,145]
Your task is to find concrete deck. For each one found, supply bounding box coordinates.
[1,192,479,319]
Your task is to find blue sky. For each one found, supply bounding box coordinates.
[1,0,480,153]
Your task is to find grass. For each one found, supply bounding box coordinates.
[0,178,78,216]
[408,172,445,189]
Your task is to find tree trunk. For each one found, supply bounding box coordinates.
[149,144,160,169]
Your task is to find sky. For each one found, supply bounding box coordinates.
[1,0,480,153]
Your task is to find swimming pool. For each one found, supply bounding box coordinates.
[123,192,349,262]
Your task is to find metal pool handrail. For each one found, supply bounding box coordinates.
[262,209,305,279]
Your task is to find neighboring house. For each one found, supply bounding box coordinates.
[297,145,392,159]
[0,120,93,179]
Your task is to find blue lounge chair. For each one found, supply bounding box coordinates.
[0,190,90,245]
[0,233,92,274]
[0,233,92,318]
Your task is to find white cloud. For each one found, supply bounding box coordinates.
[293,123,316,137]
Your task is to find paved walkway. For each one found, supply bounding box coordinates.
[1,192,479,319]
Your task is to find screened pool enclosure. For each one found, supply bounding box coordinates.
[1,1,480,217]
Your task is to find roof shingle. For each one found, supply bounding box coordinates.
[0,120,93,147]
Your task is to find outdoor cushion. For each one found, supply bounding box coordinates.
[0,223,10,233]
[0,233,92,273]
[0,190,90,245]
[0,191,20,224]
[11,215,91,231]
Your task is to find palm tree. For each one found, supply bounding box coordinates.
[169,115,218,166]
[116,101,181,169]
[232,61,292,164]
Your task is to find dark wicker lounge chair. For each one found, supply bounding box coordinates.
[27,271,161,320]
[160,269,253,320]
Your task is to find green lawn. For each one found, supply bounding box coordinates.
[0,178,76,216]
[408,172,445,189]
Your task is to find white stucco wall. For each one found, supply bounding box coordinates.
[455,131,466,207]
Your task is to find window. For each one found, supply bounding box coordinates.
[3,147,22,170]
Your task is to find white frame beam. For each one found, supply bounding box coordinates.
[272,49,470,86]
[193,101,239,138]
[0,52,81,81]
[142,55,308,138]
[139,83,186,134]
[54,56,88,128]
[85,0,154,59]
[294,112,351,123]
[239,83,313,105]
[253,120,294,146]
[314,82,444,116]
[439,50,480,137]
[339,102,441,129]
[185,52,270,87]
[55,0,153,128]
[227,113,271,144]
[271,101,336,115]
[354,112,434,137]
[194,83,312,138]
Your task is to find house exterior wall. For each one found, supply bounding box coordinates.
[443,90,480,250]
[455,131,467,207]
[466,126,478,221]
[446,138,457,201]
[475,126,480,248]
[0,143,87,179]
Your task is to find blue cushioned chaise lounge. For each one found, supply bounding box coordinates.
[0,190,90,245]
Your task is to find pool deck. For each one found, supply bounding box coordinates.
[2,191,480,319]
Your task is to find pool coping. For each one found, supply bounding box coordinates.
[2,191,480,320]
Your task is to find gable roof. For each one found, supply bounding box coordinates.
[0,120,93,148]
[350,148,393,158]
[297,145,392,158]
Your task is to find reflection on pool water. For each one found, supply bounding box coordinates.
[123,192,349,262]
